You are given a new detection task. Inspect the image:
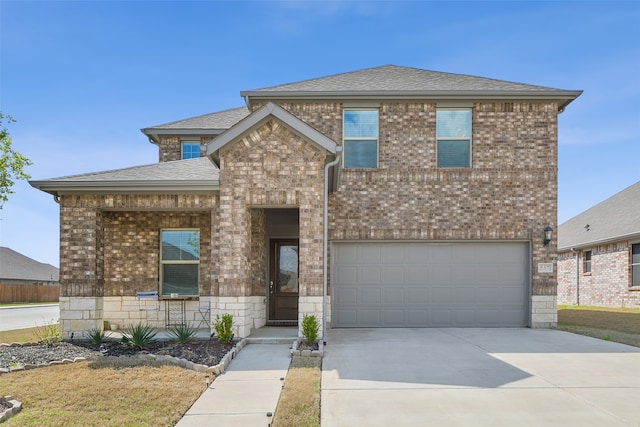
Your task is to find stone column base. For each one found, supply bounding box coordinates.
[59,297,104,339]
[213,296,265,338]
[531,295,557,328]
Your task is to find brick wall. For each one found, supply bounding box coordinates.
[558,243,640,307]
[272,101,558,297]
[102,211,213,296]
[59,194,217,298]
[218,119,325,297]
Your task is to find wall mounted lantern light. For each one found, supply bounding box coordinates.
[543,226,553,246]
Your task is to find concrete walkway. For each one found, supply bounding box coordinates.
[176,327,295,426]
[322,328,640,427]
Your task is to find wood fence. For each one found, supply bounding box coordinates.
[0,284,60,304]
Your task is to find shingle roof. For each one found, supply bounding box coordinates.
[30,157,219,196]
[558,180,640,250]
[241,65,582,109]
[0,247,59,282]
[142,106,250,132]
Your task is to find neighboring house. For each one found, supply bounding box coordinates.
[557,181,640,307]
[0,247,59,286]
[30,65,581,339]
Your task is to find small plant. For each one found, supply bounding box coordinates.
[167,323,197,344]
[34,319,62,345]
[87,327,106,345]
[301,314,319,344]
[212,314,234,344]
[122,323,157,349]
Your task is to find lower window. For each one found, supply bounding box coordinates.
[160,229,200,296]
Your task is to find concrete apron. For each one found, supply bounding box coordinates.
[322,328,640,427]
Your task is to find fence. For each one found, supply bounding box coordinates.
[0,284,60,304]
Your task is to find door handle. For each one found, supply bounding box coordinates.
[270,281,274,294]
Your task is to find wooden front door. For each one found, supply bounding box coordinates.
[269,239,299,321]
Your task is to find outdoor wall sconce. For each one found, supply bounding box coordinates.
[543,226,553,246]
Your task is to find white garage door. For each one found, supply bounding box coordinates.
[331,242,529,328]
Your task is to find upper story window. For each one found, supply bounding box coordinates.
[160,229,200,297]
[632,244,640,287]
[181,141,200,159]
[343,109,378,168]
[436,109,472,168]
[583,250,592,274]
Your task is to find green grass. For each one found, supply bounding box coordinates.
[557,305,640,347]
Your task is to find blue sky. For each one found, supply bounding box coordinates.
[1,1,639,267]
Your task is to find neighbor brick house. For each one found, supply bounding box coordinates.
[558,181,640,307]
[31,65,581,339]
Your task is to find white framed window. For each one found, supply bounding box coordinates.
[343,109,378,168]
[160,229,200,297]
[181,141,200,159]
[632,244,640,287]
[437,109,472,168]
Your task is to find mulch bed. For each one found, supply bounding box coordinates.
[0,339,236,370]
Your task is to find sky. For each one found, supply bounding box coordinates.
[1,0,639,268]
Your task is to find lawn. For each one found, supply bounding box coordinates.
[0,326,210,426]
[273,356,322,427]
[557,305,640,347]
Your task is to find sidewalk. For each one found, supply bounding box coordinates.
[176,328,295,426]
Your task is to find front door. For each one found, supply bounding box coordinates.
[269,239,299,322]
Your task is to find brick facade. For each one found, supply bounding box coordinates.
[558,243,640,307]
[217,119,325,298]
[56,98,562,337]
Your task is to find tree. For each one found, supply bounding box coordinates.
[0,112,33,208]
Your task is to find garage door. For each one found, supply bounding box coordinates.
[331,242,529,328]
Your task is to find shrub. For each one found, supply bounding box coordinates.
[35,319,62,345]
[122,323,157,349]
[87,327,106,345]
[167,323,197,344]
[301,314,319,344]
[212,314,234,344]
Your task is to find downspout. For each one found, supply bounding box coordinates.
[571,248,580,305]
[323,147,342,345]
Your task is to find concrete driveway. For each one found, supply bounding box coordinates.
[322,328,640,426]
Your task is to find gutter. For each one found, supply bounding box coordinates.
[323,146,342,345]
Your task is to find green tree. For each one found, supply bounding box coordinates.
[0,113,32,208]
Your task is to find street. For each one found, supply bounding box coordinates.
[0,304,60,331]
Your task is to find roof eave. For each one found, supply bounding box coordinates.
[141,128,226,145]
[558,231,640,252]
[29,180,220,196]
[242,90,583,110]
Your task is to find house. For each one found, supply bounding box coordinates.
[557,181,640,307]
[0,247,59,286]
[30,65,581,339]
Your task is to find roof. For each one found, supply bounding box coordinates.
[30,157,219,196]
[241,65,582,110]
[558,180,640,250]
[141,106,250,143]
[0,247,59,282]
[207,102,337,158]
